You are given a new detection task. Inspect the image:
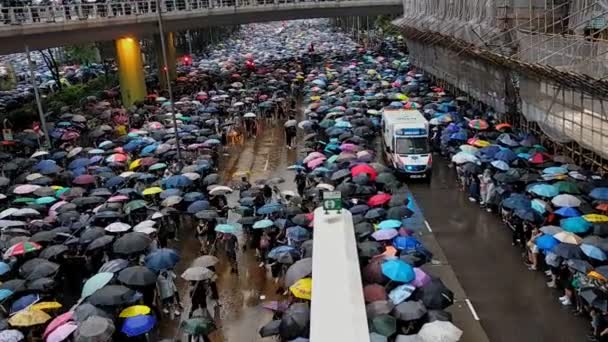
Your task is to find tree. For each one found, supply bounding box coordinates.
[65,43,98,66]
[39,49,62,91]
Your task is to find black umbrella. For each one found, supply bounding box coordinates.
[427,309,453,322]
[415,279,454,310]
[0,279,26,292]
[74,303,112,322]
[39,244,69,259]
[336,182,356,196]
[284,258,312,287]
[300,240,313,258]
[366,300,395,318]
[594,223,608,237]
[356,185,376,196]
[80,228,106,244]
[72,196,105,207]
[20,260,59,281]
[291,214,311,226]
[99,259,129,273]
[566,259,593,274]
[259,320,281,338]
[580,288,608,311]
[88,285,135,306]
[376,172,397,185]
[113,232,152,255]
[365,208,386,220]
[358,241,383,258]
[386,206,413,220]
[350,204,370,215]
[26,277,56,292]
[33,187,56,197]
[203,173,220,185]
[87,235,115,251]
[279,303,310,340]
[331,169,351,181]
[392,300,427,321]
[118,266,157,286]
[195,210,219,220]
[355,222,374,238]
[353,174,369,185]
[389,193,409,207]
[553,243,585,259]
[30,231,57,243]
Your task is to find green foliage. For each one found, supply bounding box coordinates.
[65,44,98,65]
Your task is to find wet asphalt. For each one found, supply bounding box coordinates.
[408,156,590,342]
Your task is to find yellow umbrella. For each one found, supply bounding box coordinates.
[296,75,304,80]
[129,159,142,170]
[31,301,62,311]
[395,94,408,101]
[309,96,321,101]
[142,187,163,196]
[473,140,491,148]
[289,277,312,300]
[8,309,51,327]
[50,185,64,190]
[119,305,151,318]
[583,214,608,223]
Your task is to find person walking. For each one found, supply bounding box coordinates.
[157,270,181,318]
[295,170,306,198]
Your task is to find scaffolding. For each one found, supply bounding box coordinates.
[395,0,608,171]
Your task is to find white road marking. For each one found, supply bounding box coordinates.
[424,220,433,232]
[264,157,270,171]
[465,298,480,320]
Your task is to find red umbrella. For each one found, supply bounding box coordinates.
[43,311,74,339]
[139,157,159,167]
[529,152,552,164]
[362,258,385,284]
[368,193,391,207]
[352,164,378,181]
[363,284,387,303]
[73,175,96,185]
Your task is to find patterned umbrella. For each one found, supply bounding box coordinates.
[4,241,42,258]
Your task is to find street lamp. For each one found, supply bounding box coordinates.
[155,0,183,164]
[25,45,51,150]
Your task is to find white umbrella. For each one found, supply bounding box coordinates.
[151,212,164,219]
[13,208,40,217]
[0,208,18,219]
[26,173,43,182]
[105,222,131,233]
[67,147,83,159]
[417,321,463,342]
[0,220,26,228]
[551,194,581,208]
[554,231,583,245]
[243,112,256,118]
[182,172,201,181]
[133,220,156,232]
[284,119,297,127]
[181,266,216,281]
[13,184,41,195]
[316,183,335,191]
[209,186,233,195]
[137,227,157,235]
[451,152,479,165]
[30,151,49,158]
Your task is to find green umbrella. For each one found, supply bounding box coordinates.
[35,197,57,205]
[13,197,34,204]
[55,187,70,198]
[149,163,167,171]
[554,181,581,194]
[181,310,216,336]
[253,219,274,229]
[370,314,396,337]
[215,224,237,234]
[319,119,335,128]
[327,155,338,164]
[82,272,114,298]
[124,200,147,214]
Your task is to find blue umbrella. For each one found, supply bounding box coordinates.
[494,149,517,163]
[490,160,510,171]
[531,199,547,215]
[137,173,157,182]
[334,121,352,128]
[502,194,531,210]
[515,207,542,222]
[561,217,592,234]
[187,201,210,214]
[0,262,11,276]
[381,259,415,283]
[590,188,608,201]
[350,205,370,215]
[543,167,568,175]
[378,220,402,230]
[141,144,158,155]
[555,207,580,217]
[535,235,559,250]
[34,159,57,172]
[286,226,310,242]
[388,284,416,305]
[184,192,205,202]
[388,101,403,109]
[581,244,607,261]
[204,139,221,146]
[287,165,306,171]
[164,175,193,189]
[145,248,180,271]
[253,219,274,229]
[528,184,559,198]
[268,245,298,260]
[11,294,39,313]
[393,236,422,252]
[39,164,62,175]
[160,188,182,199]
[216,224,237,234]
[68,158,91,169]
[105,176,126,188]
[257,203,283,215]
[0,289,13,301]
[122,315,157,337]
[448,131,467,141]
[476,145,501,160]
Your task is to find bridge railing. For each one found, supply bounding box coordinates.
[0,0,358,26]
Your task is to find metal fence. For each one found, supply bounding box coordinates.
[0,0,372,25]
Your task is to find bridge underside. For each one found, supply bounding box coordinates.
[0,2,401,54]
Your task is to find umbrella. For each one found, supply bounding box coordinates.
[4,241,41,258]
[552,194,582,208]
[366,300,394,318]
[46,321,77,342]
[191,255,219,268]
[0,330,24,342]
[370,314,396,337]
[8,309,51,327]
[535,234,559,250]
[528,184,558,198]
[82,272,114,298]
[372,229,399,241]
[88,285,135,306]
[181,267,215,281]
[118,266,157,286]
[75,316,115,341]
[418,321,463,342]
[392,300,427,321]
[43,311,74,339]
[11,293,39,313]
[289,277,312,300]
[561,217,592,233]
[113,232,152,255]
[259,320,281,337]
[279,303,310,340]
[554,231,583,245]
[121,314,156,337]
[368,193,391,207]
[285,258,313,287]
[145,248,180,271]
[104,222,131,233]
[181,309,216,336]
[416,279,454,310]
[381,259,415,283]
[363,284,387,303]
[119,305,151,318]
[590,188,608,201]
[388,284,416,305]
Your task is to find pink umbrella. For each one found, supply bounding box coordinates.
[307,157,326,169]
[13,184,40,195]
[108,195,129,203]
[340,143,358,152]
[46,321,77,342]
[61,131,80,141]
[49,201,68,217]
[43,311,74,339]
[72,175,96,185]
[411,268,431,287]
[303,152,325,163]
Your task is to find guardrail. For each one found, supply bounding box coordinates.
[0,0,375,26]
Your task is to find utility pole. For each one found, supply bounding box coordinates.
[25,45,50,149]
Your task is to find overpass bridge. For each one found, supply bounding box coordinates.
[0,0,401,54]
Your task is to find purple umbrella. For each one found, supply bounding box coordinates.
[372,229,398,241]
[411,268,431,287]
